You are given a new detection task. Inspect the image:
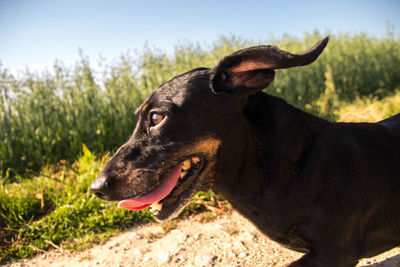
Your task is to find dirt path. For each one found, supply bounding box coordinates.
[7,211,400,267]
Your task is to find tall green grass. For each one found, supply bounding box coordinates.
[1,32,400,177]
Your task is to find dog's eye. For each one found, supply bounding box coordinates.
[150,112,164,127]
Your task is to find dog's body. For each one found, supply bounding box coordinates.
[214,92,400,266]
[91,38,400,266]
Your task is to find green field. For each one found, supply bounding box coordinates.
[1,32,400,263]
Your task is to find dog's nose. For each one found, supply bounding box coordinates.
[91,174,109,199]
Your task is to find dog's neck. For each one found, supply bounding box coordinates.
[213,92,330,199]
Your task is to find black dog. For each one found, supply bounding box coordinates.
[91,37,400,266]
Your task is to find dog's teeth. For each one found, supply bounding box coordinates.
[150,202,163,215]
[150,208,159,215]
[182,159,191,171]
[180,170,188,179]
[152,202,163,210]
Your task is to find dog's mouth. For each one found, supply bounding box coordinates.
[117,156,205,220]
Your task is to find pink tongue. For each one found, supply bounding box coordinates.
[117,164,182,211]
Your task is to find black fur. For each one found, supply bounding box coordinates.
[91,38,400,266]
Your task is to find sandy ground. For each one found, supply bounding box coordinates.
[6,210,400,267]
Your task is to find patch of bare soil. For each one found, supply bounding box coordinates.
[6,211,400,267]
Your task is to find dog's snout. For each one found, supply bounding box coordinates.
[91,174,109,199]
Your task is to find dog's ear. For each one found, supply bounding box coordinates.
[210,37,329,95]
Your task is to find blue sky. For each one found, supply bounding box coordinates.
[1,0,399,75]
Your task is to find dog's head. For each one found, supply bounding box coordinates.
[91,37,328,220]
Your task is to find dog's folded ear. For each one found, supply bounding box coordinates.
[210,37,329,95]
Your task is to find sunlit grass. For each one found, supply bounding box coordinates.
[337,91,400,122]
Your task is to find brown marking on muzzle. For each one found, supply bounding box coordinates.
[173,137,221,187]
[179,137,221,157]
[169,137,222,167]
